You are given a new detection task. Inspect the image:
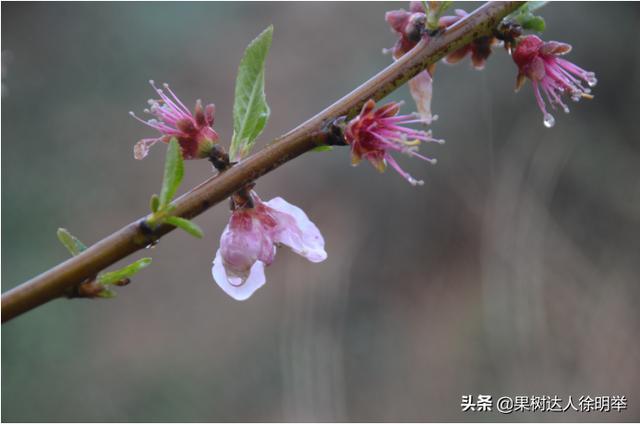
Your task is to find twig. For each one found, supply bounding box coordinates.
[1,2,523,323]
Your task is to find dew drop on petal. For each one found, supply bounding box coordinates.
[228,274,246,287]
[543,113,556,128]
[563,105,570,114]
[586,73,598,87]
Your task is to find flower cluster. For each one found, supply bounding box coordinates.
[345,99,443,186]
[384,3,596,128]
[512,35,597,127]
[130,80,218,160]
[133,79,327,300]
[128,3,596,302]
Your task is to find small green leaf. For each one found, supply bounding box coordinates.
[159,138,184,208]
[57,228,87,256]
[150,194,160,213]
[506,2,547,32]
[312,145,333,152]
[230,25,273,161]
[98,257,152,285]
[97,288,117,298]
[426,1,453,30]
[165,216,204,239]
[520,14,546,32]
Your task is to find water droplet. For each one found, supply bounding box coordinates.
[228,275,246,287]
[543,113,556,128]
[408,177,425,186]
[586,73,598,87]
[563,105,570,114]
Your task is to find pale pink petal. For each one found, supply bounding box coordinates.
[212,249,266,301]
[133,138,159,160]
[540,41,572,56]
[220,210,277,280]
[265,197,327,263]
[409,70,436,124]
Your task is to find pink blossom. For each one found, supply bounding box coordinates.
[344,99,443,186]
[440,9,497,70]
[130,80,219,160]
[212,193,326,300]
[513,35,597,128]
[384,2,426,60]
[384,3,437,124]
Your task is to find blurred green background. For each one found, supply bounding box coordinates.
[2,2,639,422]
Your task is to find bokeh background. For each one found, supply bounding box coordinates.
[2,2,639,422]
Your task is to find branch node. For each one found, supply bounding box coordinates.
[208,145,233,172]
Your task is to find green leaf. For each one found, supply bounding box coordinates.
[229,25,273,161]
[98,257,152,285]
[97,288,117,298]
[159,138,184,208]
[520,14,545,32]
[57,228,87,256]
[150,194,160,213]
[506,2,547,32]
[312,145,333,152]
[165,216,204,239]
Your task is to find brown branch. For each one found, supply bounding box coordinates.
[1,1,524,324]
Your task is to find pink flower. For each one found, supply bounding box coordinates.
[384,2,426,60]
[385,3,437,124]
[130,80,219,160]
[345,99,443,186]
[513,35,597,128]
[212,193,326,300]
[439,9,497,70]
